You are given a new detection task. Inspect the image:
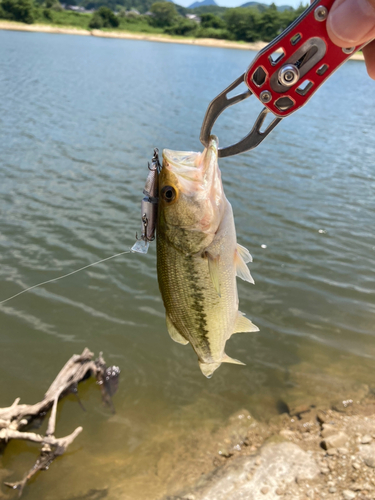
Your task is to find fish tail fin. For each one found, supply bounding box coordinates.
[221,353,246,366]
[199,361,221,379]
[199,355,245,377]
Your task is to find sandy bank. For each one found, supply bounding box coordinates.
[0,20,365,60]
[0,20,90,36]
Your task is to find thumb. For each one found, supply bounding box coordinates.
[327,0,375,47]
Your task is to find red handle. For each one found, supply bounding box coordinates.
[245,0,363,118]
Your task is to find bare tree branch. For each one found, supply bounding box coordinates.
[0,348,120,498]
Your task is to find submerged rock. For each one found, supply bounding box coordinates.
[321,431,349,450]
[342,490,356,500]
[359,443,375,468]
[166,441,319,500]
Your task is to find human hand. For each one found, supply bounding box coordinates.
[326,0,375,79]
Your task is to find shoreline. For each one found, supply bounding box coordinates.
[0,20,365,59]
[160,390,375,500]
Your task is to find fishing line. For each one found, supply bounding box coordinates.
[0,249,131,306]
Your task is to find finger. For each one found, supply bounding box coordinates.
[363,39,375,79]
[327,0,375,47]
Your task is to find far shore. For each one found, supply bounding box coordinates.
[0,20,365,60]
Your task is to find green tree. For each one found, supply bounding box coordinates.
[0,0,34,23]
[43,6,52,18]
[150,1,177,27]
[200,13,225,29]
[196,26,228,39]
[165,17,197,35]
[89,11,103,27]
[50,0,63,11]
[279,4,305,31]
[89,5,119,28]
[257,4,282,41]
[117,5,127,17]
[224,8,261,42]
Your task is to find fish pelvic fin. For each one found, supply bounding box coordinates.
[199,360,221,379]
[221,353,246,366]
[206,251,221,297]
[234,247,254,284]
[166,315,189,345]
[233,311,259,334]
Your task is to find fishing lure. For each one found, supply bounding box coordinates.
[131,149,161,255]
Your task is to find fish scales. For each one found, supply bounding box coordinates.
[157,221,234,356]
[156,136,258,378]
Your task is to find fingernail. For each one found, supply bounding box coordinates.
[329,0,375,43]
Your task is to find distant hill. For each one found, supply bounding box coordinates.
[188,0,217,9]
[240,1,293,11]
[240,1,265,9]
[277,5,293,11]
[80,0,188,13]
[187,4,226,14]
[78,0,293,15]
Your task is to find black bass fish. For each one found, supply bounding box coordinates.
[157,136,258,378]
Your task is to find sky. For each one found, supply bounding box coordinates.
[178,0,303,8]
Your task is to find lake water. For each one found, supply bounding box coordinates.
[0,30,374,500]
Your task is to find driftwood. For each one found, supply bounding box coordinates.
[0,348,120,497]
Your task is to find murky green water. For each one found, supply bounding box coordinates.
[0,30,374,499]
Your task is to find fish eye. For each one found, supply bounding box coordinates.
[161,186,176,203]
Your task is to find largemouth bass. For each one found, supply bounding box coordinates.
[157,136,258,378]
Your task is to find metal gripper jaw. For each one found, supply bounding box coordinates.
[199,74,282,158]
[200,0,370,158]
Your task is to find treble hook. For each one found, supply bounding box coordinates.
[135,214,148,241]
[148,148,161,172]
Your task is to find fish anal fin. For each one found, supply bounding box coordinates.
[199,361,221,378]
[234,248,254,284]
[233,311,259,334]
[237,243,253,263]
[221,353,246,366]
[166,315,189,345]
[206,251,221,297]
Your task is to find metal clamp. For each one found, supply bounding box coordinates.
[200,74,281,158]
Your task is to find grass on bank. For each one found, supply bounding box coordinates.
[30,9,165,33]
[33,9,91,28]
[0,0,308,41]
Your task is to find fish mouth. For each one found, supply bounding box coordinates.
[162,136,219,194]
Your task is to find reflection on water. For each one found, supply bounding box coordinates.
[0,30,374,499]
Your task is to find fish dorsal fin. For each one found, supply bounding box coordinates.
[221,353,246,366]
[237,243,253,263]
[206,251,221,296]
[234,247,254,284]
[199,360,221,378]
[166,315,189,345]
[233,311,259,334]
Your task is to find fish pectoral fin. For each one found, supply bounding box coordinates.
[233,311,259,334]
[237,243,253,263]
[199,360,221,378]
[166,315,189,345]
[234,248,254,284]
[221,353,246,366]
[206,251,221,297]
